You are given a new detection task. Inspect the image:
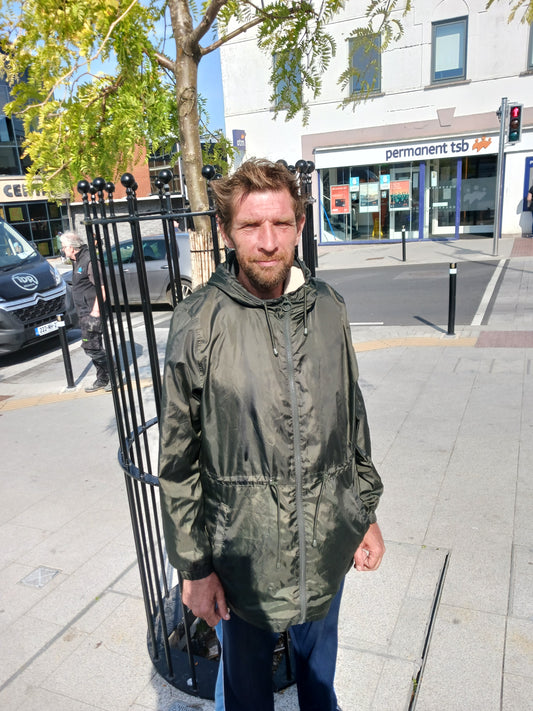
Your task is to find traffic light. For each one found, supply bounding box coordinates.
[508,103,523,143]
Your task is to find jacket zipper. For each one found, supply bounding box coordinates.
[282,304,307,622]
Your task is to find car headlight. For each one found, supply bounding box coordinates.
[50,264,62,286]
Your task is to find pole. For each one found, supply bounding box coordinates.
[448,263,457,336]
[493,97,507,257]
[57,314,75,389]
[402,225,406,262]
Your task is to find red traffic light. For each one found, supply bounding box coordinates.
[508,103,523,143]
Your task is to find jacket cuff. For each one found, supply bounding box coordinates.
[367,510,377,525]
[179,558,214,581]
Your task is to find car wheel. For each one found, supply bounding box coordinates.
[166,277,193,306]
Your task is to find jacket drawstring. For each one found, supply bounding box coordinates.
[269,479,282,568]
[303,289,308,336]
[263,303,279,356]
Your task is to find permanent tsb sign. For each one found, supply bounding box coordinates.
[314,134,498,170]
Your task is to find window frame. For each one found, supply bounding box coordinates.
[527,22,533,72]
[431,16,468,84]
[348,34,382,95]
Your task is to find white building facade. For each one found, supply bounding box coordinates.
[220,0,533,244]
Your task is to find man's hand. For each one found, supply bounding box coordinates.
[181,572,230,628]
[354,522,385,572]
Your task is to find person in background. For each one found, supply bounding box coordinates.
[60,231,111,393]
[159,159,385,711]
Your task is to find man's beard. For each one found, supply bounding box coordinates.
[237,252,294,295]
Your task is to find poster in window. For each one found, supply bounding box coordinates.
[389,180,411,211]
[330,185,350,214]
[359,182,379,213]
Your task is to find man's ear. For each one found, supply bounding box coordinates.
[296,215,306,243]
[218,219,234,250]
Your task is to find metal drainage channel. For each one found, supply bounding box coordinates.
[408,551,451,709]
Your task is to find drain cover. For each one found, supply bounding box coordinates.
[19,566,61,589]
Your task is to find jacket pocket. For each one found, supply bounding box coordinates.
[312,462,369,569]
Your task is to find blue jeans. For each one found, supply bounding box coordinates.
[214,622,224,711]
[217,582,343,711]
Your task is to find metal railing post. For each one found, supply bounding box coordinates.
[56,314,75,389]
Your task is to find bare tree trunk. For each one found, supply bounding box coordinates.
[168,0,211,231]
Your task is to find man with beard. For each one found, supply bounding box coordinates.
[158,159,384,711]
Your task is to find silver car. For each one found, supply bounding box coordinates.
[104,233,192,306]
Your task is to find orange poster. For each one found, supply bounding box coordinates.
[390,180,411,211]
[330,185,350,214]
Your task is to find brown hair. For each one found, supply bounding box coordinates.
[210,158,305,236]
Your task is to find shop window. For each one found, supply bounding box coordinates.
[273,52,302,109]
[11,221,32,242]
[528,24,533,70]
[431,17,467,83]
[460,155,496,227]
[5,204,28,223]
[28,202,48,221]
[349,34,381,94]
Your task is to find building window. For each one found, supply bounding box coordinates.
[349,35,381,94]
[273,52,302,109]
[431,17,468,83]
[528,24,533,70]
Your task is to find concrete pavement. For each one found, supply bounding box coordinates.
[1,235,532,710]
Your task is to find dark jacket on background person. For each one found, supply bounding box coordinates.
[158,254,383,633]
[70,244,97,317]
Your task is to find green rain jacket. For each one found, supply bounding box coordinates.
[158,254,383,633]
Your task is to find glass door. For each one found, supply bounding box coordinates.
[387,163,420,239]
[428,158,458,238]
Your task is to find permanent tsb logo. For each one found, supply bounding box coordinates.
[385,136,494,163]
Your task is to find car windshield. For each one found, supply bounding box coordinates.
[0,220,39,269]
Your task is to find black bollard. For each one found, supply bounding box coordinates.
[447,263,457,336]
[402,226,406,262]
[57,314,75,389]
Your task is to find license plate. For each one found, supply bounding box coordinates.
[35,321,59,337]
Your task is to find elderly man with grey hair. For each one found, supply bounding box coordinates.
[60,231,111,393]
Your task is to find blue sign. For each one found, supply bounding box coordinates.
[232,130,246,150]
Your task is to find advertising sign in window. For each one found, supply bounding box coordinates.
[330,185,350,214]
[390,180,411,211]
[359,183,379,213]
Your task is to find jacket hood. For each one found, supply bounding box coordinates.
[208,252,317,355]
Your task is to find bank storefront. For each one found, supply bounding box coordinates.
[315,133,498,243]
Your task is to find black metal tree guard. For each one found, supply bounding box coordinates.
[76,169,296,699]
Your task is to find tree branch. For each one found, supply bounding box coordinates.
[192,0,229,44]
[201,16,264,55]
[153,50,176,73]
